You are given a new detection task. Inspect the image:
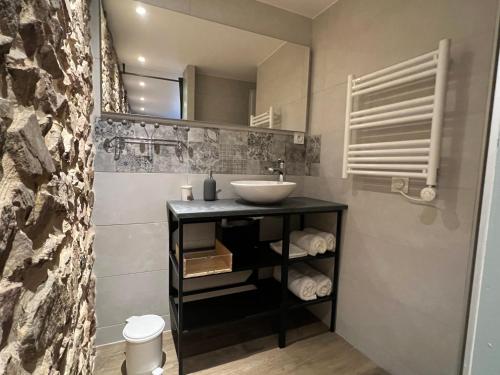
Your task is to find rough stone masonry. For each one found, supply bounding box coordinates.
[0,0,95,374]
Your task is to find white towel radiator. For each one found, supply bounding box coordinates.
[342,39,450,201]
[250,106,280,129]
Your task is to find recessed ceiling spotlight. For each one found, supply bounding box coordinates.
[138,56,146,63]
[140,107,145,111]
[136,6,146,16]
[139,81,145,87]
[140,97,145,101]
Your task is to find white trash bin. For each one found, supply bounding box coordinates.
[123,315,165,375]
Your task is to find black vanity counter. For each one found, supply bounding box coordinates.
[167,196,348,374]
[167,196,347,221]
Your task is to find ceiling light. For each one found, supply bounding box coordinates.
[138,56,146,63]
[140,107,145,111]
[139,81,145,87]
[140,97,145,101]
[136,6,146,16]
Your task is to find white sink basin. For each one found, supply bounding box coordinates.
[230,180,296,204]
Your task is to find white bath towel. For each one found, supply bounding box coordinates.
[304,227,336,251]
[290,230,327,256]
[270,240,308,259]
[293,263,332,297]
[273,266,317,301]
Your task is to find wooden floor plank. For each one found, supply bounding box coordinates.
[95,318,389,375]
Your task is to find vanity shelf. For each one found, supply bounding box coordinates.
[169,240,336,280]
[170,279,332,335]
[166,197,347,375]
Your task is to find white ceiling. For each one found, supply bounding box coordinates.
[256,0,338,18]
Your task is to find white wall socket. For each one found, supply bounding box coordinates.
[293,133,305,144]
[391,177,409,193]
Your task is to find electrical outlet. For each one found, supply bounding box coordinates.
[293,132,305,145]
[391,177,409,193]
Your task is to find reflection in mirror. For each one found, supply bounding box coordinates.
[100,0,310,132]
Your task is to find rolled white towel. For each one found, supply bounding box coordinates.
[304,227,336,251]
[273,266,317,301]
[290,230,327,256]
[293,263,332,297]
[270,240,308,259]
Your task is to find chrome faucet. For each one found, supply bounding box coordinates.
[268,159,286,182]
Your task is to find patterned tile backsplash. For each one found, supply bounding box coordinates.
[94,119,321,176]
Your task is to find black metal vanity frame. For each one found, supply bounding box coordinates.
[166,197,347,375]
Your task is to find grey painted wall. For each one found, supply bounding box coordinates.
[303,1,498,374]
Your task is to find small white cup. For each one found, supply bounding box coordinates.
[181,185,193,201]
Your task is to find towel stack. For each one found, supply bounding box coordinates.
[270,227,335,258]
[303,228,336,251]
[293,263,332,297]
[273,266,317,301]
[273,263,332,301]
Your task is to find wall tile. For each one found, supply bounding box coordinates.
[115,154,153,173]
[93,172,187,225]
[247,132,274,161]
[219,158,248,174]
[188,141,220,173]
[286,162,305,176]
[269,134,288,160]
[153,145,189,173]
[285,142,306,163]
[95,120,318,175]
[94,222,168,277]
[219,129,248,144]
[219,143,247,160]
[306,135,321,164]
[93,149,116,172]
[96,270,169,328]
[188,127,219,143]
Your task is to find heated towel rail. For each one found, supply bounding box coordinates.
[342,39,450,200]
[250,106,281,128]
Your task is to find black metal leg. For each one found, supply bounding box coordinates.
[331,211,343,332]
[168,209,174,308]
[177,221,184,375]
[299,214,305,230]
[279,215,290,348]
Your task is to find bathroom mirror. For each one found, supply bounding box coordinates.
[100,0,310,132]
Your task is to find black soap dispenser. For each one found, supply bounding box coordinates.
[203,170,216,201]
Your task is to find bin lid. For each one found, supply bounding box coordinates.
[123,315,165,343]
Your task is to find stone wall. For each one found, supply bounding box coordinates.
[0,0,95,373]
[100,9,128,114]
